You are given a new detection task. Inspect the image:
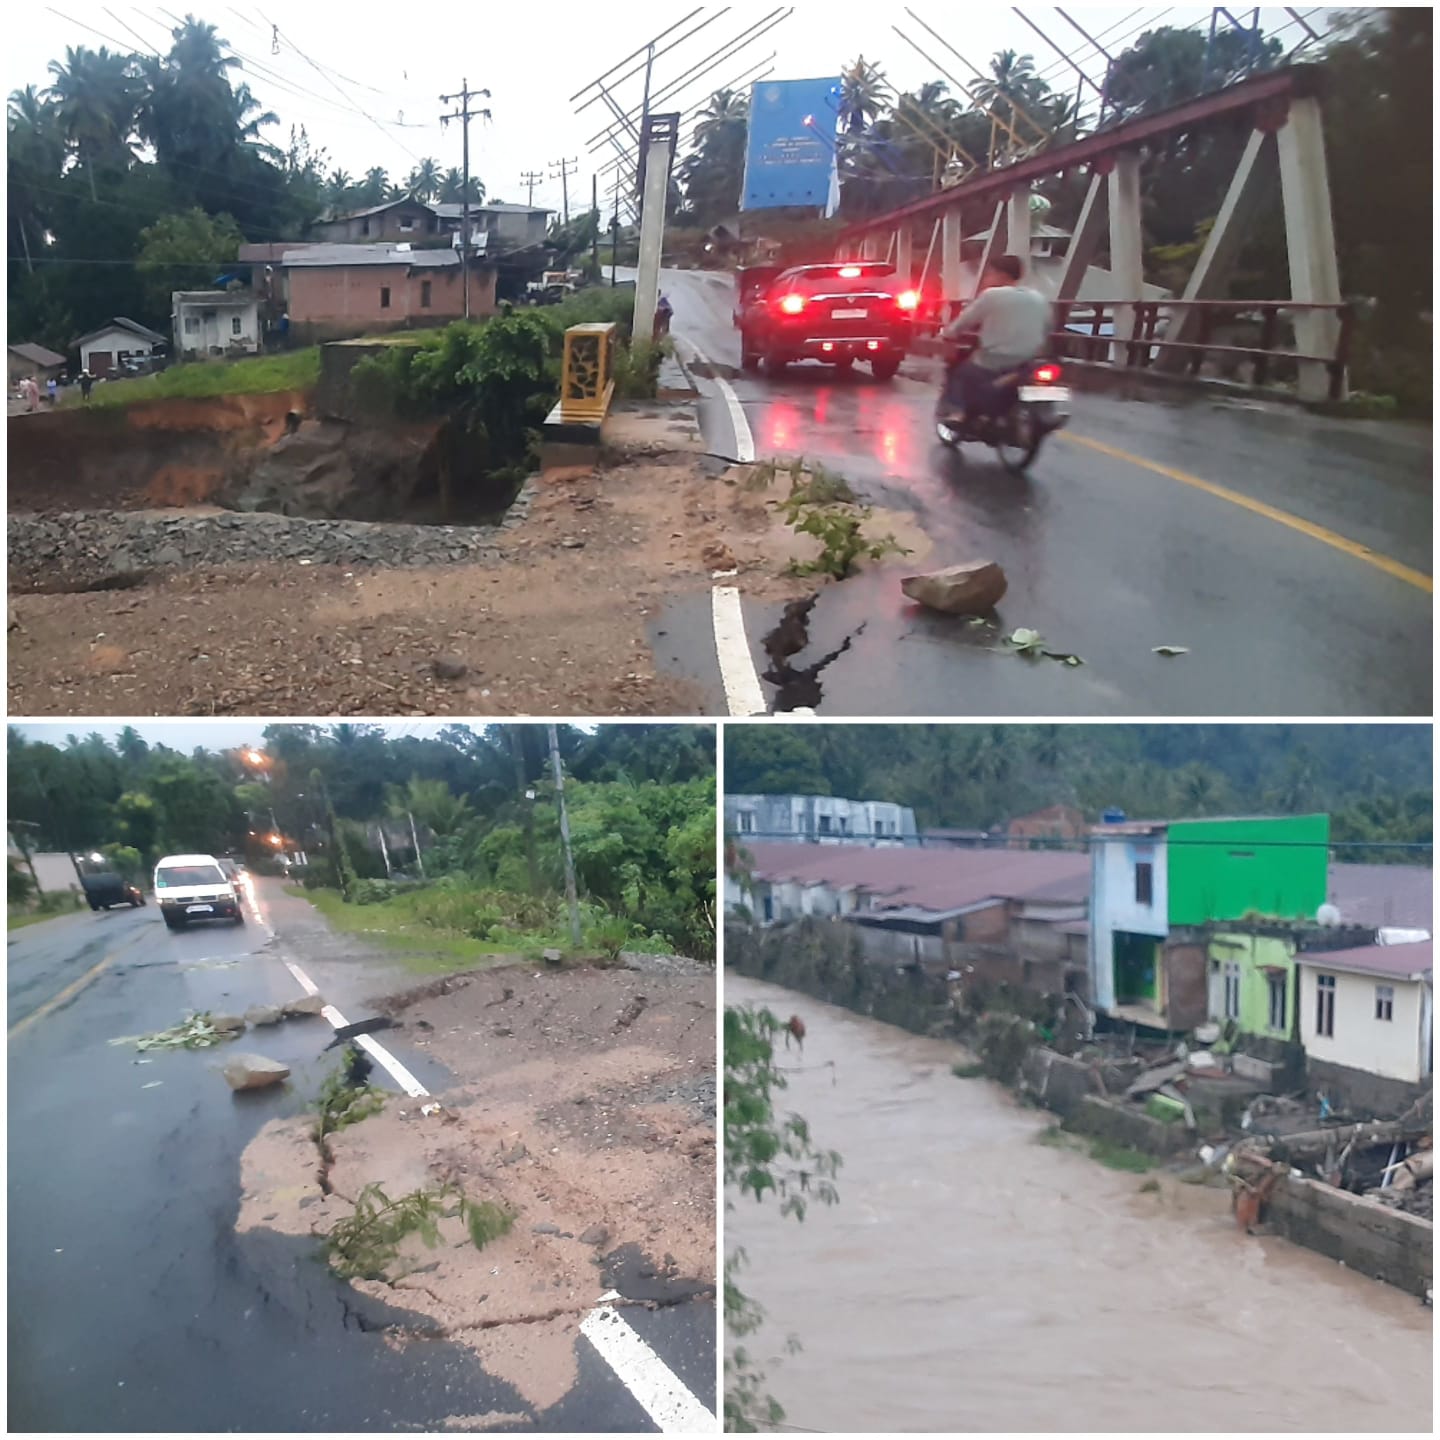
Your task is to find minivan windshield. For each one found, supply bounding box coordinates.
[156,864,226,889]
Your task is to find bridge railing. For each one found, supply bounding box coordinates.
[1049,298,1354,401]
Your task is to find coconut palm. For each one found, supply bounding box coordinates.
[839,55,888,133]
[45,45,141,199]
[405,156,442,201]
[357,166,389,205]
[437,166,484,203]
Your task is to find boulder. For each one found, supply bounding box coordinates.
[222,1053,291,1090]
[900,560,1007,616]
[579,1223,610,1247]
[542,948,564,966]
[209,1013,247,1034]
[245,1004,284,1027]
[282,992,326,1017]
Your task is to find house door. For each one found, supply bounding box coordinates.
[90,351,113,376]
[1113,931,1159,1004]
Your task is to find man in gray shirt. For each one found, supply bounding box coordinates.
[939,254,1053,426]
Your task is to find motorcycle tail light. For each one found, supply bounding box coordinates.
[777,293,806,315]
[1033,363,1061,383]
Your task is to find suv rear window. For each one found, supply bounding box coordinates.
[780,263,897,293]
[156,864,226,888]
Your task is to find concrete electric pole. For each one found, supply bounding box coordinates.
[519,169,543,205]
[632,112,679,345]
[546,725,583,946]
[549,156,579,226]
[439,78,491,320]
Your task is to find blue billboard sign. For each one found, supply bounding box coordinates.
[741,77,843,213]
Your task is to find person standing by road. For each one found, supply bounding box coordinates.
[79,369,94,403]
[45,376,58,406]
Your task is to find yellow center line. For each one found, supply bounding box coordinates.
[1061,431,1433,595]
[9,952,115,1038]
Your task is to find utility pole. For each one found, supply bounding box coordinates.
[408,810,425,878]
[546,724,582,947]
[440,78,491,321]
[548,156,578,226]
[591,173,600,275]
[519,169,543,205]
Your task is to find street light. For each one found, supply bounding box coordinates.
[244,749,265,767]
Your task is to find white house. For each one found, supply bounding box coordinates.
[1298,940,1433,1084]
[74,317,167,377]
[172,290,261,361]
[1088,821,1170,1020]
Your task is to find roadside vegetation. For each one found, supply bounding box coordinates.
[7,722,715,965]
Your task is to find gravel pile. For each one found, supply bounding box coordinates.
[8,496,533,592]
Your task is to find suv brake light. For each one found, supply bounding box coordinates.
[896,290,919,311]
[1033,363,1061,383]
[777,293,806,315]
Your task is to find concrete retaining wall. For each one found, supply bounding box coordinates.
[1262,1171,1433,1298]
[1021,1048,1100,1120]
[1307,1057,1430,1119]
[1072,1095,1193,1157]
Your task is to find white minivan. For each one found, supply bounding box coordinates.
[153,853,246,930]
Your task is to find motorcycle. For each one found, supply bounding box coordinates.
[935,334,1071,473]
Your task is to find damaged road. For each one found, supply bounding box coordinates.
[7,879,714,1431]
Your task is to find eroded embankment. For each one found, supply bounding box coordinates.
[237,963,715,1417]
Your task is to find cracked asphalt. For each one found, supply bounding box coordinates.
[655,266,1431,717]
[7,880,715,1431]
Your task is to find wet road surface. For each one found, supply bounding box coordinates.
[8,880,713,1431]
[658,268,1431,716]
[726,975,1432,1433]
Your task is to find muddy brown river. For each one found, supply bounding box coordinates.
[726,976,1432,1433]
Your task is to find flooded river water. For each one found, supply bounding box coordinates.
[727,976,1432,1433]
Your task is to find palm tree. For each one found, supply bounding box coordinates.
[326,168,354,206]
[839,56,887,133]
[694,87,748,146]
[45,45,141,200]
[405,156,441,201]
[437,166,484,204]
[357,165,389,205]
[8,86,65,268]
[973,49,1051,152]
[383,179,408,202]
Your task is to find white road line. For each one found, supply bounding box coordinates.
[282,957,430,1099]
[581,1293,715,1433]
[711,586,768,716]
[676,335,754,463]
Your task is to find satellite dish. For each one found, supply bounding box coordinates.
[1317,903,1341,927]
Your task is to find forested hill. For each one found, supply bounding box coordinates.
[724,725,1431,854]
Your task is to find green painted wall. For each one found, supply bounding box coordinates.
[1208,931,1295,1037]
[1167,815,1329,926]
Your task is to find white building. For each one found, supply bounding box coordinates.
[173,290,262,361]
[1088,821,1170,1020]
[725,793,918,846]
[1298,940,1433,1084]
[74,317,167,378]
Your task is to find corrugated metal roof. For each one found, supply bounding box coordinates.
[432,200,552,217]
[1327,862,1433,931]
[8,342,66,367]
[1296,939,1431,981]
[281,244,461,268]
[743,842,1090,912]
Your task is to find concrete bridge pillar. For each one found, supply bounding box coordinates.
[940,210,964,323]
[1007,190,1033,271]
[1276,95,1344,401]
[1107,150,1144,363]
[861,230,886,260]
[895,225,913,287]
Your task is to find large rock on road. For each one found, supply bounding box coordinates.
[901,560,1007,615]
[222,1053,292,1091]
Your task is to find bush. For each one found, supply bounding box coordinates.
[613,338,666,399]
[8,860,35,907]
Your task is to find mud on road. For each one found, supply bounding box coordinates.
[237,962,715,1420]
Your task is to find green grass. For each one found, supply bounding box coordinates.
[7,906,73,932]
[286,885,539,974]
[1087,1138,1157,1174]
[950,1061,986,1079]
[85,347,322,408]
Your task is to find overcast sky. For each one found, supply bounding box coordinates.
[11,6,1316,217]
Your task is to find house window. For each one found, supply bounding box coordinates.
[762,894,774,923]
[818,816,832,834]
[1375,985,1395,1022]
[838,816,849,834]
[399,215,415,232]
[380,286,392,309]
[875,819,887,836]
[421,280,432,308]
[231,316,243,336]
[737,812,754,834]
[1316,973,1336,1038]
[362,218,371,236]
[1223,961,1241,1021]
[184,316,199,333]
[1135,861,1154,906]
[1267,972,1287,1032]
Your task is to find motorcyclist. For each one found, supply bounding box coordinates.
[653,292,674,343]
[938,253,1052,429]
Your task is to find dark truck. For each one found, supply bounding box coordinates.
[80,868,146,911]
